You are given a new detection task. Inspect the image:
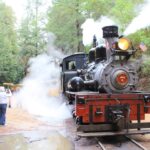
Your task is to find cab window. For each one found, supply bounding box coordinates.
[66,61,76,70]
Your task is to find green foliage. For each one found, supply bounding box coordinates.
[46,0,86,53]
[18,0,47,67]
[46,0,146,54]
[82,0,114,19]
[140,57,150,77]
[0,2,24,83]
[0,0,150,83]
[128,28,150,55]
[109,0,136,31]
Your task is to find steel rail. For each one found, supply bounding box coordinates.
[125,136,147,150]
[97,140,107,150]
[95,138,107,150]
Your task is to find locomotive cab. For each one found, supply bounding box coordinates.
[61,53,87,93]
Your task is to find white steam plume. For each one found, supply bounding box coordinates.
[13,34,71,121]
[81,16,116,46]
[124,0,150,35]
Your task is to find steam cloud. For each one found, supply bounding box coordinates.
[124,0,150,35]
[81,16,116,46]
[13,34,71,121]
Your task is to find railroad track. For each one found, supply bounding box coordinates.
[96,135,147,150]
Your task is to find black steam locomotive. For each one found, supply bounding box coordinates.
[62,26,138,94]
[61,26,150,137]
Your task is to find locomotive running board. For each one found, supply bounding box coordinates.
[77,129,150,137]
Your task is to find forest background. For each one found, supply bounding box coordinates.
[0,0,150,84]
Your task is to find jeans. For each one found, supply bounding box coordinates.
[0,104,7,125]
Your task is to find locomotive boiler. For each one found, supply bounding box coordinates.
[61,26,150,137]
[67,26,138,94]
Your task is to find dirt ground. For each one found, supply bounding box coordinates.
[0,107,74,150]
[0,108,64,135]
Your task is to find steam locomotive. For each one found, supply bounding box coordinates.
[61,26,150,137]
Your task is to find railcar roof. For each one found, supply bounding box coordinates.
[62,53,87,60]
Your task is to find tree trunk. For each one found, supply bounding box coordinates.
[75,1,84,52]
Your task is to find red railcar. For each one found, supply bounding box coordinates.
[66,91,150,137]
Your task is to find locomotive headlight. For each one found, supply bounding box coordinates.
[118,38,131,51]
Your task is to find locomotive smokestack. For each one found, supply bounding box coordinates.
[102,25,118,38]
[102,26,119,61]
